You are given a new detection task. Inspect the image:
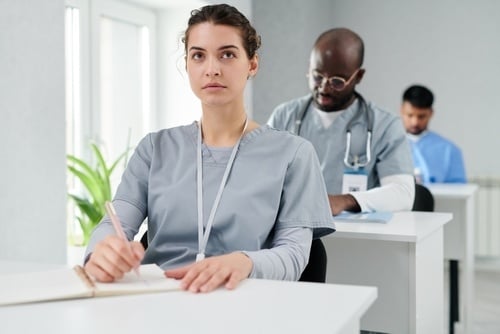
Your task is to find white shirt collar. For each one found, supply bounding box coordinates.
[312,98,360,129]
[406,130,429,142]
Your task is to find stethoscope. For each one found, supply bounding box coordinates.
[294,92,374,170]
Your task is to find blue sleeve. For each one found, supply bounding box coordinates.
[446,145,467,183]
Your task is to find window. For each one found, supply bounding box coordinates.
[92,1,156,170]
[65,0,156,243]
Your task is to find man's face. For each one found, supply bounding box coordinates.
[307,45,362,112]
[400,101,433,135]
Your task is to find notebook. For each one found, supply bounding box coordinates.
[332,211,393,223]
[0,264,180,306]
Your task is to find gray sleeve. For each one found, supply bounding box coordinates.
[376,117,414,178]
[267,106,282,128]
[267,101,296,131]
[85,135,152,258]
[267,106,283,129]
[85,200,146,258]
[276,140,335,238]
[243,227,313,281]
[241,139,334,281]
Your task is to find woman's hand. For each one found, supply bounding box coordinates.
[84,235,144,282]
[165,252,253,293]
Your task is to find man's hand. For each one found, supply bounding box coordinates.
[328,194,361,215]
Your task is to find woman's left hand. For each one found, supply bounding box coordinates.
[164,252,253,293]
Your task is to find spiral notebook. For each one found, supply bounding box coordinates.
[332,211,393,224]
[0,264,180,306]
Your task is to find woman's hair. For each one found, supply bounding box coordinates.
[182,4,261,59]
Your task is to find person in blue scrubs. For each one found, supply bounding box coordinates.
[268,28,415,215]
[400,85,466,183]
[84,4,335,293]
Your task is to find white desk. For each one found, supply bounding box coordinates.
[0,261,376,334]
[426,183,478,334]
[324,211,451,334]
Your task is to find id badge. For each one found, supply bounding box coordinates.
[342,169,368,193]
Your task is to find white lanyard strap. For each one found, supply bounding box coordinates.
[196,118,248,261]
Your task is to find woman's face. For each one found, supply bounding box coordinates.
[186,22,258,109]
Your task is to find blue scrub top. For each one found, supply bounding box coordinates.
[409,131,466,183]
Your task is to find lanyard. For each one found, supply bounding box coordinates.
[196,118,248,262]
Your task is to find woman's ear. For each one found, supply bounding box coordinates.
[248,54,259,78]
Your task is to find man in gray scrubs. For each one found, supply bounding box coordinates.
[268,27,415,215]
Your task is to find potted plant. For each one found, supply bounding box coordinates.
[67,143,130,246]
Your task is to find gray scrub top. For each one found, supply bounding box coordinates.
[86,123,334,279]
[268,95,414,195]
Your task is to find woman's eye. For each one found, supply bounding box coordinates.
[191,52,204,60]
[221,51,235,59]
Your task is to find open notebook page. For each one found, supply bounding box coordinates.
[0,264,181,306]
[93,263,181,296]
[0,267,92,306]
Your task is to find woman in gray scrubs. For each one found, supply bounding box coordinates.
[84,4,335,293]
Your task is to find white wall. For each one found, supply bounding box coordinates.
[253,0,500,179]
[0,0,67,263]
[252,0,335,123]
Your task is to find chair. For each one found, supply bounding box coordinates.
[299,238,327,283]
[412,183,434,212]
[140,230,328,283]
[140,230,149,250]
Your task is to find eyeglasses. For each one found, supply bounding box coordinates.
[309,68,360,91]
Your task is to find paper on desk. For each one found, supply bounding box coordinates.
[332,211,393,223]
[0,264,180,306]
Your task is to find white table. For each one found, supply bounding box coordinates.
[324,211,452,334]
[426,183,478,334]
[0,261,377,334]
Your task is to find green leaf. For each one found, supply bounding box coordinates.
[67,143,131,245]
[67,165,106,206]
[68,194,103,223]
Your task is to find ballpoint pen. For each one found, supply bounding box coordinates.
[104,201,141,277]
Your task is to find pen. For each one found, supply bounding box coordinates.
[104,201,141,277]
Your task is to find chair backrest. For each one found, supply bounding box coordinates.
[299,238,327,283]
[140,230,149,250]
[412,183,435,212]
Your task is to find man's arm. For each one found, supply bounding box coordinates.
[328,194,361,215]
[446,146,467,183]
[330,174,415,214]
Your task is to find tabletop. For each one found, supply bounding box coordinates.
[0,261,377,334]
[327,211,452,242]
